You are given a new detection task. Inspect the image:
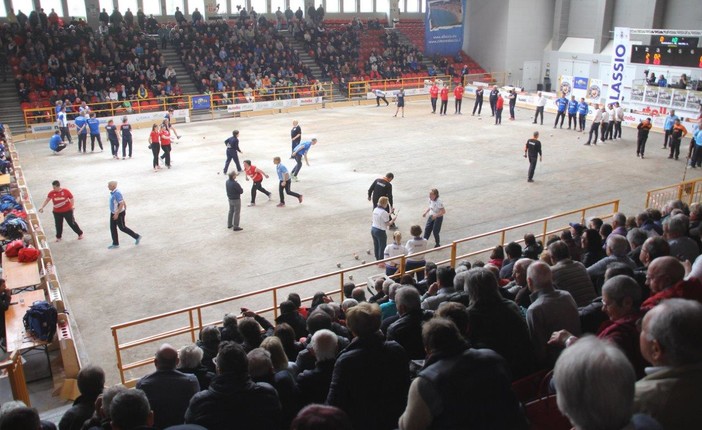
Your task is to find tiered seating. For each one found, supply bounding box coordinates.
[395,19,425,51]
[294,19,361,84]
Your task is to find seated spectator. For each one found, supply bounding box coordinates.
[387,286,433,360]
[261,335,298,377]
[274,323,304,362]
[248,348,302,429]
[275,300,308,339]
[549,240,597,307]
[79,385,127,430]
[219,312,242,343]
[239,308,274,352]
[59,366,105,430]
[351,287,367,303]
[635,299,702,428]
[297,328,338,405]
[109,389,154,430]
[327,302,409,430]
[487,245,504,268]
[550,275,646,378]
[499,242,523,279]
[291,404,353,430]
[641,256,702,311]
[185,341,281,429]
[554,337,662,430]
[380,283,400,319]
[398,318,527,430]
[177,344,215,390]
[627,228,649,267]
[560,229,583,262]
[464,268,534,380]
[582,228,606,267]
[502,258,534,308]
[0,401,56,430]
[522,233,543,260]
[587,235,636,287]
[421,266,455,310]
[664,214,700,263]
[526,261,581,368]
[296,311,350,372]
[196,326,221,372]
[136,344,200,429]
[637,211,663,236]
[287,293,309,319]
[343,282,356,299]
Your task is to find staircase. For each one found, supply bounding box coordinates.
[161,47,199,95]
[0,81,28,134]
[392,29,433,70]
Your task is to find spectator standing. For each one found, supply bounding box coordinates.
[0,280,10,348]
[38,180,84,241]
[422,188,445,248]
[274,156,303,207]
[225,171,244,231]
[243,160,271,206]
[120,117,132,159]
[291,138,317,181]
[223,130,243,174]
[107,181,141,249]
[136,344,200,429]
[524,131,542,183]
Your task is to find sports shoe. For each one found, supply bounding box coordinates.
[292,176,299,182]
[298,195,304,203]
[247,203,255,207]
[276,203,285,207]
[55,238,62,242]
[233,227,243,231]
[135,235,142,245]
[108,244,120,249]
[78,235,83,240]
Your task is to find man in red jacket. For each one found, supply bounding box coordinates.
[495,93,504,125]
[439,84,449,115]
[641,256,702,311]
[454,84,464,114]
[429,82,439,114]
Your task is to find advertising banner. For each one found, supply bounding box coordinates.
[425,0,466,56]
[31,110,191,134]
[586,79,603,103]
[559,75,573,98]
[191,95,211,110]
[572,76,589,100]
[226,97,323,113]
[606,27,630,104]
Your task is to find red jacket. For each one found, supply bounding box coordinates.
[641,278,702,312]
[430,85,439,98]
[597,313,646,378]
[440,88,449,101]
[496,96,504,109]
[454,86,464,100]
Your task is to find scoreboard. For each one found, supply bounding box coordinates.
[630,45,702,68]
[651,36,699,47]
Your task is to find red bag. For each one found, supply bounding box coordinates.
[18,247,40,262]
[9,209,27,219]
[5,239,24,257]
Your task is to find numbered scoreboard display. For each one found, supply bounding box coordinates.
[631,45,702,68]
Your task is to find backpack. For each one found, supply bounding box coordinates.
[18,247,40,262]
[23,301,58,342]
[4,239,24,257]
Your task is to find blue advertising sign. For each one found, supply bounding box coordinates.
[425,0,466,56]
[192,95,211,110]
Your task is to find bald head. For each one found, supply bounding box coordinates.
[155,344,178,370]
[647,256,685,293]
[527,261,552,292]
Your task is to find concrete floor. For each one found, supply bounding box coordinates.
[14,97,699,390]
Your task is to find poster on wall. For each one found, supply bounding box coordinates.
[644,86,659,104]
[657,88,672,107]
[425,0,466,56]
[630,85,644,103]
[572,76,589,100]
[559,75,573,97]
[672,90,687,108]
[686,92,701,111]
[586,79,602,103]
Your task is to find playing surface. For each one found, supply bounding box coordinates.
[16,97,697,383]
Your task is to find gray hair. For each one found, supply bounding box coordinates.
[526,261,552,290]
[395,286,421,313]
[626,228,647,248]
[646,298,702,367]
[453,270,470,291]
[0,401,27,417]
[664,214,689,237]
[601,275,641,308]
[554,336,634,430]
[465,267,501,305]
[101,385,128,419]
[341,298,358,312]
[247,348,273,378]
[606,234,629,256]
[382,278,395,295]
[178,344,204,369]
[548,240,570,262]
[222,312,238,329]
[310,329,338,362]
[613,212,626,227]
[388,283,401,300]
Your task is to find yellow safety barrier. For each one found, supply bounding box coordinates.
[111,199,619,386]
[347,75,451,99]
[462,71,508,87]
[645,178,702,210]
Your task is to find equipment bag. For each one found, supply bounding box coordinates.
[23,301,58,342]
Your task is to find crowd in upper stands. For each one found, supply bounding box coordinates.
[364,30,424,81]
[2,8,178,115]
[2,199,700,430]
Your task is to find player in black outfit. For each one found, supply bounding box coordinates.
[472,87,484,116]
[524,131,543,182]
[368,173,397,229]
[489,87,499,116]
[291,120,301,153]
[119,117,133,159]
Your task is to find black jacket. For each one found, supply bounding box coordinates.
[327,333,409,430]
[275,312,308,339]
[297,359,336,405]
[386,309,433,360]
[59,395,99,430]
[185,373,281,430]
[136,369,200,429]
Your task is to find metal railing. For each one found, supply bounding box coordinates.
[22,83,335,128]
[462,71,507,87]
[110,199,619,386]
[347,75,451,98]
[645,178,702,210]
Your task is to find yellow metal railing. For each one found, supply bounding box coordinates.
[462,71,508,87]
[348,75,451,98]
[111,199,619,386]
[645,178,702,210]
[23,83,335,129]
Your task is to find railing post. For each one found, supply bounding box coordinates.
[188,309,196,342]
[273,289,278,319]
[542,219,548,245]
[399,256,405,276]
[112,328,126,385]
[613,200,619,213]
[500,230,506,246]
[450,242,457,267]
[339,272,345,302]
